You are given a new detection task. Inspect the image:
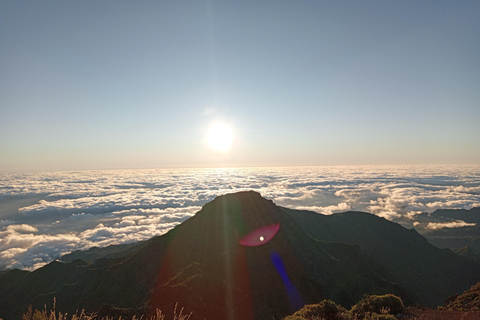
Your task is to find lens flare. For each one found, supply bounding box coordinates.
[238,223,280,247]
[270,251,304,311]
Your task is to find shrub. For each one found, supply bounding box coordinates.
[363,313,396,320]
[351,294,404,318]
[293,299,349,320]
[283,316,308,320]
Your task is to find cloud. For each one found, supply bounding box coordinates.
[295,203,352,215]
[0,205,199,269]
[426,220,476,230]
[6,224,38,233]
[69,213,95,221]
[451,186,480,194]
[115,220,137,228]
[0,220,16,227]
[0,218,179,270]
[1,164,479,270]
[0,225,78,270]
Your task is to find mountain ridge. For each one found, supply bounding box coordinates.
[1,191,479,320]
[59,206,480,265]
[283,207,480,307]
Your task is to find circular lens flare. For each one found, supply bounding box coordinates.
[239,224,280,247]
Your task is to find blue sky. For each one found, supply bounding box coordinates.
[1,1,479,172]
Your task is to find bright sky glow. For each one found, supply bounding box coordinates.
[206,122,234,153]
[0,1,479,172]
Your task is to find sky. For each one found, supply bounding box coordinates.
[1,164,480,270]
[1,1,479,172]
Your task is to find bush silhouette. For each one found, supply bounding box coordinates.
[292,299,348,320]
[363,313,397,320]
[283,316,308,320]
[363,314,396,320]
[351,294,404,318]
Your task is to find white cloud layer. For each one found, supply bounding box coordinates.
[1,164,480,270]
[426,221,477,230]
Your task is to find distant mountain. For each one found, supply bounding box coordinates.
[283,208,480,307]
[0,259,90,318]
[56,208,480,269]
[0,268,29,295]
[61,241,148,263]
[1,191,479,320]
[421,207,480,253]
[453,246,480,264]
[431,207,480,224]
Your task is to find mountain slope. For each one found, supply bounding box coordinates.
[61,241,148,263]
[0,191,407,320]
[445,281,480,311]
[421,207,480,253]
[0,259,90,318]
[144,191,407,320]
[431,207,480,224]
[283,208,480,307]
[2,191,479,320]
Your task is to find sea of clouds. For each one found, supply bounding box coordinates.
[1,164,480,270]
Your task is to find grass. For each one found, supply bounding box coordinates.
[20,298,192,320]
[17,295,480,320]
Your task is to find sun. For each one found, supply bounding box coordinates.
[206,122,234,153]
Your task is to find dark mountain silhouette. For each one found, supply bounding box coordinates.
[420,207,480,253]
[0,259,90,318]
[0,268,29,294]
[283,208,480,307]
[454,246,480,264]
[1,191,479,320]
[431,207,480,224]
[61,241,148,263]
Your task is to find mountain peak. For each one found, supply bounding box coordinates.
[148,191,408,319]
[201,190,274,211]
[194,190,279,234]
[215,190,264,200]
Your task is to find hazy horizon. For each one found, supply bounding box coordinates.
[2,161,479,175]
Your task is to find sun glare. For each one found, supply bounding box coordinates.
[206,122,234,153]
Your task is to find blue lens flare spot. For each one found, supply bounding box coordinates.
[270,251,304,311]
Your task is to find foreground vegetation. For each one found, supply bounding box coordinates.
[284,294,403,320]
[17,287,480,320]
[444,281,480,311]
[21,309,191,320]
[18,295,399,320]
[20,299,191,320]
